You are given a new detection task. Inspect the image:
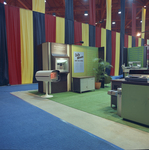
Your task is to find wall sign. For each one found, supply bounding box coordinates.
[74,52,84,73]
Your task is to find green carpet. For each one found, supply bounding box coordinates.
[30,85,149,133]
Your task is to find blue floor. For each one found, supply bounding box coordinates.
[0,84,123,150]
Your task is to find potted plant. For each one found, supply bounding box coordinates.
[93,58,112,89]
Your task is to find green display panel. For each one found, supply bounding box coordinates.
[72,45,98,77]
[128,46,144,67]
[87,47,98,76]
[121,83,149,126]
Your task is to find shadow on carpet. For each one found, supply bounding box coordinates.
[0,84,123,150]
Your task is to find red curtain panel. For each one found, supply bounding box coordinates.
[95,26,101,47]
[89,0,95,26]
[5,5,21,85]
[110,31,116,76]
[132,3,136,37]
[74,21,82,45]
[124,34,128,48]
[45,14,56,43]
[136,37,138,47]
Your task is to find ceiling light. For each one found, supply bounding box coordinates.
[112,21,116,25]
[3,0,7,5]
[144,6,146,8]
[140,20,142,23]
[84,11,88,16]
[137,32,141,37]
[52,13,56,17]
[45,0,46,2]
[118,9,121,14]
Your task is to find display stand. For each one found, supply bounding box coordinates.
[41,81,53,98]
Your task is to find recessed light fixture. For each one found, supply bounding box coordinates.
[137,32,141,36]
[118,9,121,14]
[112,21,116,25]
[84,11,88,16]
[52,13,56,17]
[3,0,7,5]
[140,20,142,23]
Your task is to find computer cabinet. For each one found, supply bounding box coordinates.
[73,76,95,93]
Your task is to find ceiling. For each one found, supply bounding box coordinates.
[4,0,149,41]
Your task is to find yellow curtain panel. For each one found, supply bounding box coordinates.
[32,0,45,14]
[20,8,34,84]
[138,38,142,46]
[114,32,120,76]
[82,23,89,46]
[101,28,106,61]
[56,17,65,44]
[128,35,132,48]
[106,0,111,30]
[141,7,146,39]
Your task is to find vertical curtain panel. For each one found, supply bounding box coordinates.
[33,11,46,82]
[65,0,74,20]
[141,7,146,39]
[65,0,74,44]
[141,39,145,46]
[128,35,132,48]
[124,34,128,48]
[0,3,9,86]
[110,31,116,76]
[5,5,21,85]
[56,17,65,44]
[65,19,74,44]
[89,25,95,47]
[119,0,125,75]
[74,21,82,45]
[132,3,136,37]
[101,28,106,61]
[115,32,120,76]
[106,29,112,75]
[89,0,95,26]
[45,14,56,43]
[106,0,111,30]
[132,36,136,47]
[32,0,45,14]
[20,8,34,84]
[136,37,138,47]
[82,23,89,46]
[95,26,101,47]
[138,38,142,46]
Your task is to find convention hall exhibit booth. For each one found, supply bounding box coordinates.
[37,42,100,94]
